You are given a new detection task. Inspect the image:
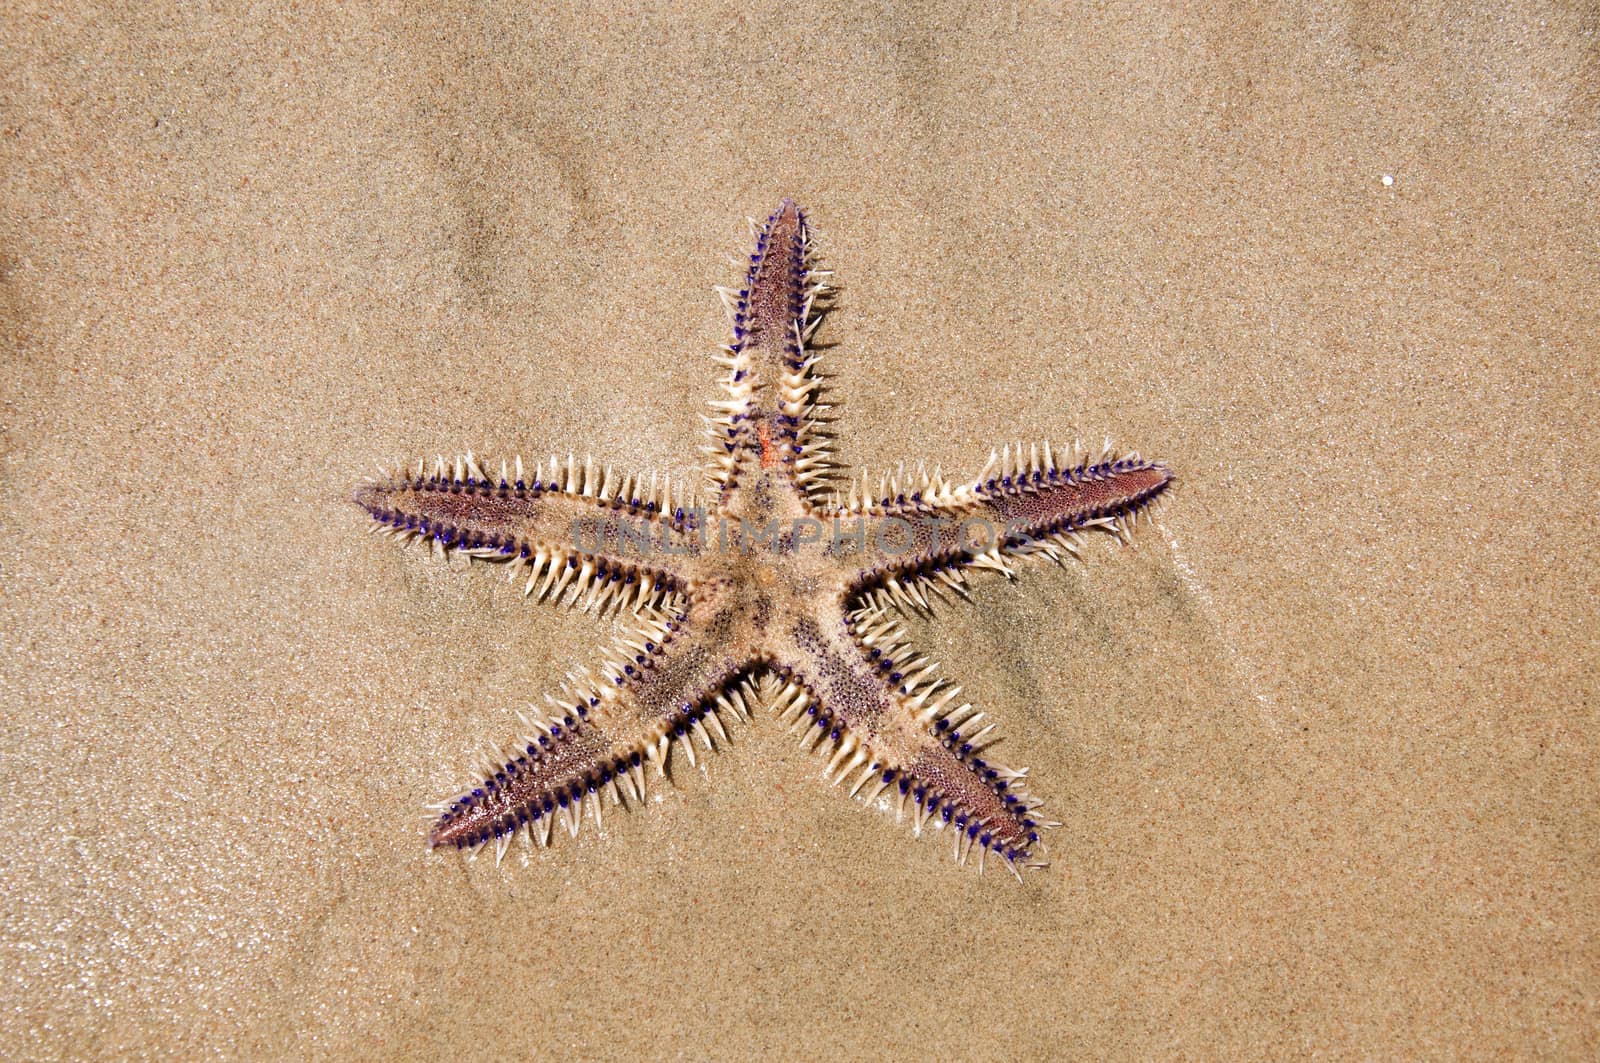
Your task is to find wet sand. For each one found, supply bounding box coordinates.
[3,4,1596,1058]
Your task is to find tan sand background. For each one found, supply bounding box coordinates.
[3,3,1597,1059]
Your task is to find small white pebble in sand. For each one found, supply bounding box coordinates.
[1381,174,1394,186]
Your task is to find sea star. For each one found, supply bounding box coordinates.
[354,199,1172,878]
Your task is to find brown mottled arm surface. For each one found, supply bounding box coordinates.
[767,608,1052,871]
[354,453,701,610]
[704,199,835,502]
[428,596,753,853]
[831,443,1173,607]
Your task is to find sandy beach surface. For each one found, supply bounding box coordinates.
[3,4,1596,1059]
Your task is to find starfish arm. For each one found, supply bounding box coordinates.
[766,607,1053,875]
[705,199,834,503]
[832,442,1173,608]
[354,452,701,610]
[427,599,755,857]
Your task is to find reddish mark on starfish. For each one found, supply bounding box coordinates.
[758,421,778,468]
[353,199,1174,878]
